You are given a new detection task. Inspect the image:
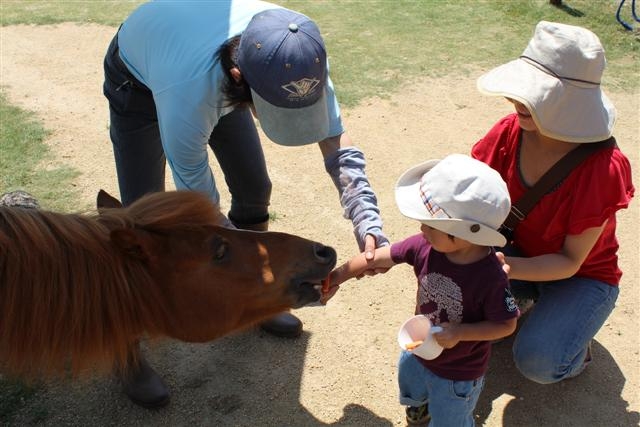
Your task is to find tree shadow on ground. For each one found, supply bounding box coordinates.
[476,335,639,427]
[7,328,392,426]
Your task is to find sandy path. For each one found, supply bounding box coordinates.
[1,23,638,426]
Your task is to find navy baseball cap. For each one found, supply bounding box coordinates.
[237,8,330,146]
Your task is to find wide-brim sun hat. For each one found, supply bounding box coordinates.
[477,21,616,143]
[237,8,330,146]
[395,154,511,247]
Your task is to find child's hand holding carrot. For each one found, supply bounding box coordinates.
[320,246,396,304]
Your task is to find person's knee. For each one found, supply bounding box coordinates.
[513,341,559,384]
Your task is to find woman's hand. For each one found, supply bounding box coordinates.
[495,251,511,277]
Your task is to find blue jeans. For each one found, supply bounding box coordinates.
[510,275,618,384]
[398,350,484,427]
[502,242,620,383]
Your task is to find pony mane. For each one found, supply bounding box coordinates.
[0,191,223,379]
[97,190,224,233]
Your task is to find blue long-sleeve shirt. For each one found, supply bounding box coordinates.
[117,0,344,204]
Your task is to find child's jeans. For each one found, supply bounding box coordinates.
[398,350,484,427]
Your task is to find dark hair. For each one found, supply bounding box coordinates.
[214,35,253,109]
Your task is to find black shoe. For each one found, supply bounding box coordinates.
[406,404,430,426]
[121,355,170,409]
[260,312,303,338]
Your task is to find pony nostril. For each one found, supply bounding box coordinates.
[313,243,336,264]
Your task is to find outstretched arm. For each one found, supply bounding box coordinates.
[320,133,390,265]
[320,246,396,304]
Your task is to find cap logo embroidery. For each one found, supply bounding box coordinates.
[282,77,320,100]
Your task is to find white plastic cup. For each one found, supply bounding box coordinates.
[397,314,444,360]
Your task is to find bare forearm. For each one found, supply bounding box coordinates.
[330,246,395,285]
[505,224,605,282]
[436,319,517,348]
[506,253,580,281]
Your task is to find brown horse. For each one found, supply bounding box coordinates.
[0,190,336,379]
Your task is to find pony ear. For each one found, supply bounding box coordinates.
[110,228,155,261]
[97,189,123,210]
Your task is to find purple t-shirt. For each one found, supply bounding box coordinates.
[391,234,519,380]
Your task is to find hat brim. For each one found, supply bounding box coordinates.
[395,160,507,247]
[252,88,330,146]
[477,58,615,143]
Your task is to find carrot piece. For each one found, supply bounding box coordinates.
[321,274,331,294]
[405,340,424,350]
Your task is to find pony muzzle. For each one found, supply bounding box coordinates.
[290,243,336,307]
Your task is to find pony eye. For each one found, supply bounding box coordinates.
[210,237,228,262]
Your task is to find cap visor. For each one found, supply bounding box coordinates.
[252,88,330,146]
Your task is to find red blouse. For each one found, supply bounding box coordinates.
[472,114,635,286]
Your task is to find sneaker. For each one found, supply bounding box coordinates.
[405,404,430,426]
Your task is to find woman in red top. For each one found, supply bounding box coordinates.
[471,21,634,384]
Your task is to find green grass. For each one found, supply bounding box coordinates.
[1,1,638,104]
[282,0,639,104]
[0,0,142,26]
[0,93,80,210]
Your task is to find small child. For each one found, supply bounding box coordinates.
[325,154,520,426]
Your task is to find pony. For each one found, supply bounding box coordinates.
[0,190,336,379]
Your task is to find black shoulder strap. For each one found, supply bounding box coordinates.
[501,137,616,233]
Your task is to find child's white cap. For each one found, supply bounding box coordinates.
[395,154,511,247]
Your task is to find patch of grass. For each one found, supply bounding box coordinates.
[0,92,80,211]
[485,0,640,91]
[0,0,142,26]
[2,1,637,105]
[281,0,638,105]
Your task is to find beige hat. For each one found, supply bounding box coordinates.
[477,21,616,143]
[395,154,511,247]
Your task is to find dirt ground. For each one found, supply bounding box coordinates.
[1,23,638,427]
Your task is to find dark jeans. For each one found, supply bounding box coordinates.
[102,33,271,224]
